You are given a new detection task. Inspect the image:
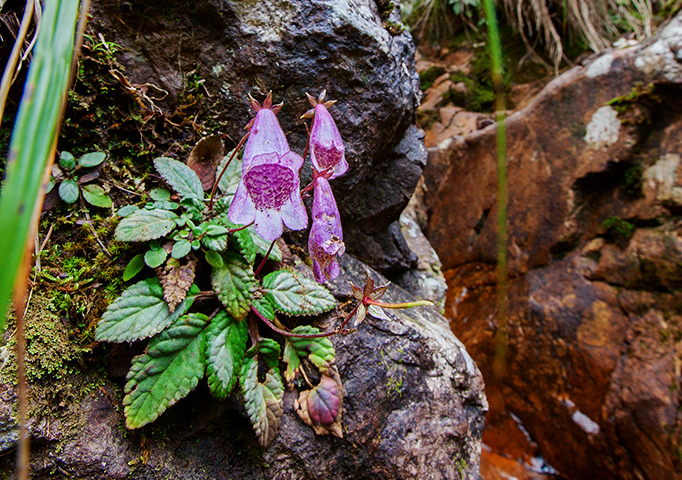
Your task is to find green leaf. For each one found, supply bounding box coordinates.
[152,201,179,211]
[205,250,224,268]
[115,209,179,242]
[58,178,79,204]
[124,313,208,428]
[288,326,336,372]
[59,151,76,170]
[283,340,300,386]
[240,347,284,447]
[205,310,248,400]
[81,184,112,208]
[117,205,139,217]
[253,297,275,322]
[144,245,167,268]
[217,151,242,197]
[206,224,229,236]
[211,252,256,320]
[258,338,281,369]
[249,227,282,262]
[154,157,204,201]
[78,151,107,168]
[95,278,197,343]
[262,270,336,316]
[172,239,192,259]
[123,254,145,281]
[232,227,257,264]
[150,188,171,201]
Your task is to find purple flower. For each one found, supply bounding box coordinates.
[229,151,307,242]
[304,91,348,179]
[243,93,289,171]
[308,176,345,283]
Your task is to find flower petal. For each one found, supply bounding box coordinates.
[367,304,391,322]
[309,104,346,178]
[228,180,256,225]
[253,208,283,242]
[243,108,290,170]
[280,195,308,231]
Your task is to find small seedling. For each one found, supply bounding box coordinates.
[48,150,112,208]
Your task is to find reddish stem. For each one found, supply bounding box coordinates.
[253,239,277,277]
[251,305,341,338]
[209,132,249,211]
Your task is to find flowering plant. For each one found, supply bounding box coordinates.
[95,91,430,447]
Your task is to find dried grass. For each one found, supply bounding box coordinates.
[500,0,653,71]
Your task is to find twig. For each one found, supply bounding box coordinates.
[208,132,249,211]
[0,0,35,127]
[82,209,111,258]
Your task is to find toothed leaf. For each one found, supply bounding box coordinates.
[116,208,179,242]
[124,313,208,428]
[262,270,335,316]
[205,310,248,400]
[95,278,198,342]
[211,252,256,320]
[154,157,204,201]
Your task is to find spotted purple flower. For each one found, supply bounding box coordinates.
[229,151,307,242]
[308,176,345,283]
[243,92,289,171]
[303,91,348,179]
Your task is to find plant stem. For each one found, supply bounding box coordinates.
[253,239,276,277]
[208,132,249,211]
[251,305,341,338]
[363,298,433,309]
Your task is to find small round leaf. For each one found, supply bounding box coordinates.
[58,179,80,204]
[78,151,107,168]
[59,151,76,170]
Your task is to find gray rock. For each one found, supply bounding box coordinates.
[8,255,485,479]
[90,0,425,272]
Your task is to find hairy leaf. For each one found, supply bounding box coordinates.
[205,310,248,400]
[211,252,256,320]
[262,270,335,316]
[252,297,275,322]
[81,184,112,208]
[117,205,139,217]
[144,245,167,268]
[124,313,208,428]
[287,325,336,372]
[232,227,257,264]
[204,249,224,268]
[116,208,179,242]
[59,151,76,170]
[172,239,192,259]
[149,188,171,201]
[78,151,107,168]
[240,347,284,447]
[157,256,197,313]
[294,366,344,438]
[123,254,145,282]
[95,278,197,342]
[282,340,300,387]
[59,178,79,204]
[154,157,204,201]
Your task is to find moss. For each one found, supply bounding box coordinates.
[602,217,636,248]
[623,162,644,198]
[607,82,657,115]
[419,65,446,91]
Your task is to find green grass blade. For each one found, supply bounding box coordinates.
[482,0,509,379]
[0,0,82,328]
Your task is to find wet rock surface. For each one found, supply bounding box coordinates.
[90,0,426,273]
[423,13,682,480]
[0,255,486,479]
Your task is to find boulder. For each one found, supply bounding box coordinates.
[423,13,682,480]
[89,0,426,272]
[0,255,486,479]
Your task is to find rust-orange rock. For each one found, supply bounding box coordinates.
[425,14,682,480]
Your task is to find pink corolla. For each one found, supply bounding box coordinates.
[229,151,307,242]
[243,92,289,171]
[308,175,345,283]
[303,91,348,179]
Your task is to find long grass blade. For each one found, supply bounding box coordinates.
[0,0,81,329]
[481,0,509,380]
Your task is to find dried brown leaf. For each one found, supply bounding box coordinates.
[157,255,197,312]
[187,135,224,191]
[294,365,343,438]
